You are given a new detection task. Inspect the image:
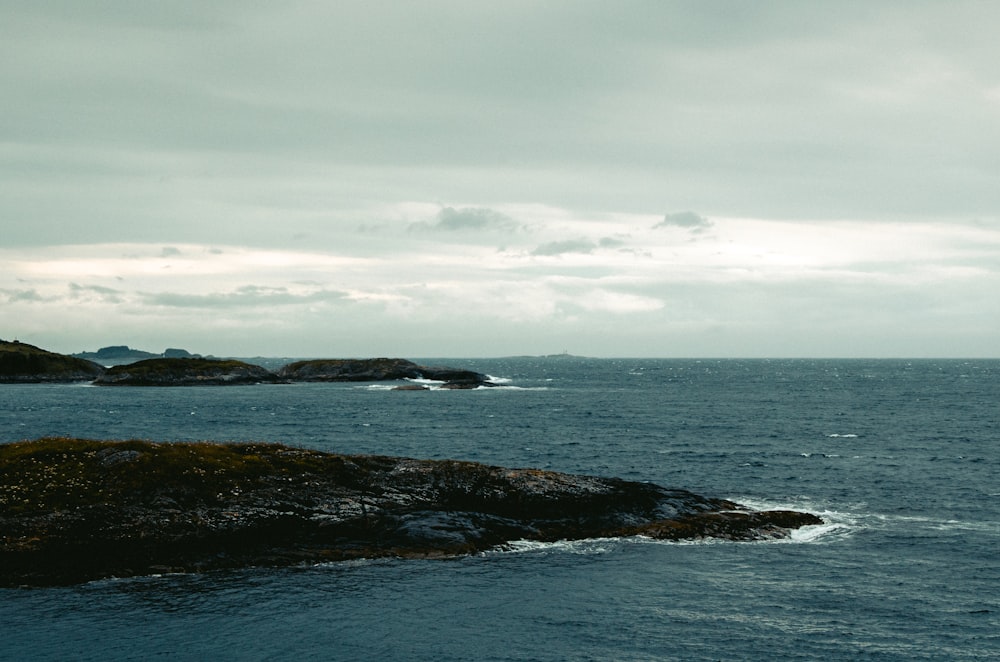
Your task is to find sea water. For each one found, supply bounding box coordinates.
[1,359,998,660]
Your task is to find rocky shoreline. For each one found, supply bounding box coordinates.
[0,438,823,587]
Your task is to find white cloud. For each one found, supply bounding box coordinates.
[409,206,523,234]
[3,3,1000,356]
[531,239,598,256]
[142,285,348,309]
[654,211,713,232]
[2,215,997,356]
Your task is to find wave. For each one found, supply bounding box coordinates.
[485,385,550,391]
[730,497,861,543]
[483,519,856,557]
[356,381,541,392]
[787,521,854,543]
[488,537,624,556]
[866,513,1000,535]
[733,496,1000,543]
[487,535,774,554]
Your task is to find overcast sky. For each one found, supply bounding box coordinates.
[3,1,999,358]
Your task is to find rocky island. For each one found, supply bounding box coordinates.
[278,358,496,388]
[2,340,497,389]
[0,340,105,383]
[0,438,822,587]
[93,357,283,386]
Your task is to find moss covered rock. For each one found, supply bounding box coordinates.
[0,340,104,383]
[93,357,281,386]
[277,358,493,387]
[0,438,822,586]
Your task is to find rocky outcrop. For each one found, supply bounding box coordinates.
[0,438,823,586]
[92,358,282,386]
[278,358,495,388]
[0,340,105,383]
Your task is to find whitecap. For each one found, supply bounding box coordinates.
[489,385,549,391]
[309,557,395,570]
[487,537,621,556]
[788,521,853,543]
[827,433,859,438]
[728,497,862,543]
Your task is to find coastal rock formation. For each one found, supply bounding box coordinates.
[0,438,823,586]
[278,358,495,388]
[93,358,282,386]
[0,340,105,383]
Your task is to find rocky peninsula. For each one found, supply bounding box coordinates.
[0,340,104,383]
[0,438,822,587]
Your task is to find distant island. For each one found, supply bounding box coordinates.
[72,345,202,364]
[504,352,588,360]
[0,437,823,586]
[1,340,498,388]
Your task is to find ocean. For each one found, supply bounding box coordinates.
[1,358,998,660]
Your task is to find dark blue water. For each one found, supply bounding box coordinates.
[2,359,998,660]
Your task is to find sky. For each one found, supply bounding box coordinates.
[3,1,999,358]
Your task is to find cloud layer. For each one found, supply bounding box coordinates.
[4,213,998,357]
[3,3,999,356]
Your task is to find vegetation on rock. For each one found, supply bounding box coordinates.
[93,358,282,386]
[0,340,104,383]
[3,341,495,389]
[0,437,823,586]
[278,358,494,387]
